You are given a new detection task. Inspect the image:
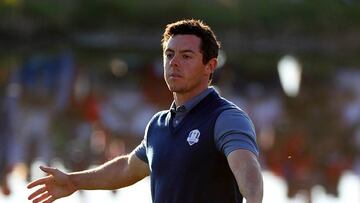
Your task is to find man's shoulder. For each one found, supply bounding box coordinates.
[217,96,245,112]
[153,110,169,119]
[155,109,169,116]
[148,110,170,127]
[216,97,253,126]
[218,107,251,122]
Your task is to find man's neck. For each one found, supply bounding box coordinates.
[173,86,208,107]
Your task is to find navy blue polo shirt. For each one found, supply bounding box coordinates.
[135,87,258,203]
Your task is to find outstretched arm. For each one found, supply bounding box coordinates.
[227,149,263,203]
[27,150,149,203]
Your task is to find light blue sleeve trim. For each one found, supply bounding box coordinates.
[214,108,259,157]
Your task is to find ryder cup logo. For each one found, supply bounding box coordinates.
[187,129,200,146]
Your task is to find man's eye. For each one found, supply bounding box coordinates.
[183,55,191,59]
[166,53,173,59]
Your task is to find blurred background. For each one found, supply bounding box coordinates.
[0,0,360,202]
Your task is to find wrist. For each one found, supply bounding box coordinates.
[67,173,78,193]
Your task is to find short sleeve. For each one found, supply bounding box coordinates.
[134,111,163,163]
[134,139,148,163]
[214,108,259,157]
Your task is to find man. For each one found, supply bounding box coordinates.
[27,19,263,203]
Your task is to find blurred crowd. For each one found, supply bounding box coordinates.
[0,51,359,200]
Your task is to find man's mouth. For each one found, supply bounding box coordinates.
[169,73,182,79]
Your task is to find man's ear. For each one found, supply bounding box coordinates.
[206,58,218,74]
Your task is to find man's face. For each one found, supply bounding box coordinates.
[163,34,211,94]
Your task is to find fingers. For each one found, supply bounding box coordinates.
[27,165,58,189]
[40,166,57,175]
[31,191,51,203]
[28,186,56,203]
[43,196,56,203]
[27,166,60,203]
[28,186,47,200]
[27,176,53,189]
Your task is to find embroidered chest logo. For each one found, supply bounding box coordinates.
[187,129,200,146]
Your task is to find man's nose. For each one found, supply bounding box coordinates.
[169,54,179,67]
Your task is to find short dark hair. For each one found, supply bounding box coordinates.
[161,19,221,65]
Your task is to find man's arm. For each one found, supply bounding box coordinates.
[27,150,149,202]
[227,149,263,203]
[70,150,149,190]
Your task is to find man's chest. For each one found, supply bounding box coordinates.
[146,123,215,175]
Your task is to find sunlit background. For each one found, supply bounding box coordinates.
[1,1,360,202]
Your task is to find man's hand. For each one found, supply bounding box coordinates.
[27,166,77,203]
